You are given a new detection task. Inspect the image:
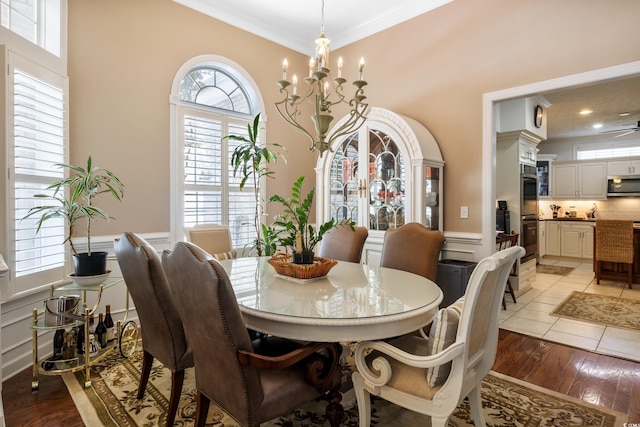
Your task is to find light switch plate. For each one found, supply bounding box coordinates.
[460,206,469,219]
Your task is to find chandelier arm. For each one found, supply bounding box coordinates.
[274,91,316,147]
[327,103,369,144]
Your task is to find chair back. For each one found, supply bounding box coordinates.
[317,225,368,262]
[114,232,191,372]
[595,219,634,263]
[161,242,262,425]
[497,232,519,274]
[380,222,445,281]
[185,224,234,255]
[454,245,523,394]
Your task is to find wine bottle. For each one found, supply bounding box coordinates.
[95,313,108,348]
[104,305,115,342]
[53,329,64,357]
[77,323,85,355]
[89,314,95,334]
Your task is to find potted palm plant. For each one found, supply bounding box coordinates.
[22,155,124,276]
[270,176,352,264]
[225,113,286,256]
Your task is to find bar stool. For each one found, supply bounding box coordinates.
[595,219,634,289]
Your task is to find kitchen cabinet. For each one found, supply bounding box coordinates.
[519,140,537,166]
[552,161,607,200]
[536,154,557,199]
[538,220,546,258]
[316,108,444,265]
[545,221,561,256]
[560,222,594,259]
[607,158,640,176]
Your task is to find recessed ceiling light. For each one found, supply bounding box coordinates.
[579,109,593,115]
[592,123,603,129]
[619,112,631,117]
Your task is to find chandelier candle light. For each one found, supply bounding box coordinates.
[275,0,369,156]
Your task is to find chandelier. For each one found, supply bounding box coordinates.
[275,0,369,156]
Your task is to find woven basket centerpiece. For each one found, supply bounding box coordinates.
[268,253,337,280]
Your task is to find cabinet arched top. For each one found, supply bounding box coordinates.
[315,107,444,170]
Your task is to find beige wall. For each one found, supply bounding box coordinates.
[68,0,640,237]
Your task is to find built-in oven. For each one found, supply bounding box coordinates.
[521,164,538,217]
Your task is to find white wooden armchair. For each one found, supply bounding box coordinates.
[352,245,523,427]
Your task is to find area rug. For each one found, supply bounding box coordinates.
[63,344,625,427]
[536,264,575,275]
[552,291,640,331]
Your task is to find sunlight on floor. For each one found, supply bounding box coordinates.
[499,256,640,362]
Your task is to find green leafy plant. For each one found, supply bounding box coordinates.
[22,155,124,256]
[225,113,286,256]
[270,176,352,254]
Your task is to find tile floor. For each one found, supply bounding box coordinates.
[499,256,640,362]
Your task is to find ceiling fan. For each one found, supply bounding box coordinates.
[601,120,640,138]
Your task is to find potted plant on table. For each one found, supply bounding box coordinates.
[269,176,352,264]
[22,155,124,276]
[225,113,286,256]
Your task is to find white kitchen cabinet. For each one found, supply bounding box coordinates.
[316,108,444,264]
[552,161,607,200]
[560,222,594,259]
[538,220,546,258]
[519,140,537,166]
[513,258,536,294]
[545,221,561,256]
[607,158,640,176]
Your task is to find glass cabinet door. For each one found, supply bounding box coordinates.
[328,129,407,232]
[425,166,440,230]
[368,130,405,231]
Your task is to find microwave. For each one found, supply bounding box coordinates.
[607,176,640,197]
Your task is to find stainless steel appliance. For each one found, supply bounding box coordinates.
[607,175,640,197]
[496,208,510,233]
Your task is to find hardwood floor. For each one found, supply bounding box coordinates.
[2,330,639,426]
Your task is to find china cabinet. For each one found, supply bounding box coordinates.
[316,108,444,264]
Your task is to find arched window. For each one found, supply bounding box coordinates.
[170,57,264,249]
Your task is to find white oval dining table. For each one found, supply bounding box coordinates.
[216,256,443,342]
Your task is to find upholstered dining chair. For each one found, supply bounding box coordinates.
[114,232,193,427]
[317,225,368,263]
[185,223,238,260]
[161,241,343,427]
[352,245,523,427]
[595,219,634,289]
[380,222,445,281]
[496,232,519,309]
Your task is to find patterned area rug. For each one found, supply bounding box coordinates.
[552,291,640,331]
[63,344,625,427]
[536,264,575,275]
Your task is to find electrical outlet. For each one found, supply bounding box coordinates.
[460,206,469,219]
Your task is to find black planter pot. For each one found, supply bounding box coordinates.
[292,251,315,265]
[73,252,108,276]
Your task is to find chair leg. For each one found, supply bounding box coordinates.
[194,391,210,427]
[137,350,154,399]
[352,372,372,427]
[467,385,486,427]
[595,260,601,284]
[501,296,506,310]
[166,370,185,427]
[507,278,517,303]
[628,263,633,289]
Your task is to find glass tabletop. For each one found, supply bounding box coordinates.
[55,277,124,292]
[217,257,442,322]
